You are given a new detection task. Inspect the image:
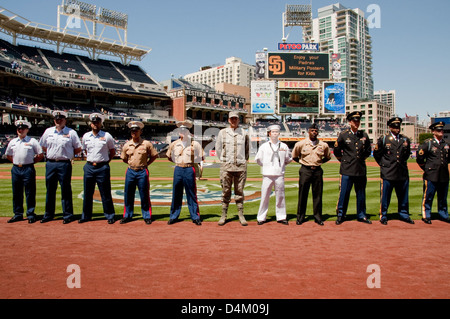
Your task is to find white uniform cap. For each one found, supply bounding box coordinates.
[267,125,281,132]
[15,120,32,128]
[52,110,68,119]
[89,113,105,122]
[128,121,144,129]
[176,120,193,129]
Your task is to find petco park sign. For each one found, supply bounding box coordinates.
[278,43,320,51]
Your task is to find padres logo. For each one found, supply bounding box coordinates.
[268,56,285,75]
[80,185,265,207]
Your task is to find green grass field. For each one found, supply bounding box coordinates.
[0,157,431,222]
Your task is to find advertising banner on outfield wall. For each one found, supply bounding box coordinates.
[251,81,276,115]
[323,82,346,114]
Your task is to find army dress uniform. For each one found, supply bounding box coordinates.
[39,111,82,223]
[292,132,331,225]
[80,113,116,223]
[373,117,413,224]
[416,122,450,223]
[121,122,158,223]
[334,112,372,223]
[166,121,204,225]
[5,120,43,223]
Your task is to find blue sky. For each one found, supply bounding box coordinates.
[1,0,449,122]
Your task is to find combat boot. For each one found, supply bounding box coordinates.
[218,204,228,226]
[237,203,248,226]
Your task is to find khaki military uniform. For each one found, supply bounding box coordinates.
[292,138,331,223]
[215,127,249,225]
[166,138,205,222]
[121,138,158,170]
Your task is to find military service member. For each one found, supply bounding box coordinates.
[334,111,372,224]
[416,121,450,224]
[6,120,44,223]
[79,113,116,224]
[373,117,414,225]
[255,125,292,225]
[292,123,331,226]
[166,120,204,225]
[39,111,82,224]
[120,121,158,224]
[215,111,249,226]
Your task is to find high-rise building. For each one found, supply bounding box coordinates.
[183,57,256,88]
[374,90,396,115]
[303,3,374,102]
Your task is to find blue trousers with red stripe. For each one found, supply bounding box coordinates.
[170,166,200,221]
[123,168,152,219]
[422,179,449,220]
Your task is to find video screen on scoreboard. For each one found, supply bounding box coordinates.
[278,90,319,114]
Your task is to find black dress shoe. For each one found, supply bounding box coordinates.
[63,216,75,224]
[78,218,90,224]
[40,217,53,223]
[107,219,115,224]
[357,218,372,224]
[168,219,177,225]
[257,221,265,225]
[193,219,202,226]
[296,219,304,225]
[380,219,388,225]
[120,217,132,224]
[144,218,152,225]
[28,217,37,224]
[315,219,324,226]
[422,218,432,224]
[439,217,450,224]
[7,216,23,223]
[403,218,415,224]
[335,217,344,225]
[277,219,289,225]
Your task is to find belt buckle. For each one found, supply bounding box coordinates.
[93,162,97,167]
[18,164,23,168]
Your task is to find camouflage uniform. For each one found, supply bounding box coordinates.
[215,126,249,225]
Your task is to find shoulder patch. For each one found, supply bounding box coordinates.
[418,149,424,156]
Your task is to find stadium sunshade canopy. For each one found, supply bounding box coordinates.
[0,6,151,64]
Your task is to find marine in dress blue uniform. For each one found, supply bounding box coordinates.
[373,117,414,225]
[416,121,450,224]
[5,120,44,223]
[39,111,82,224]
[334,111,372,224]
[120,121,158,224]
[166,120,204,225]
[79,113,116,224]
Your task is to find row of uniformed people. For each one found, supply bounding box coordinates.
[5,111,450,225]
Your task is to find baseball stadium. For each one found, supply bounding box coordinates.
[1,1,449,305]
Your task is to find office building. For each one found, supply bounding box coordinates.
[183,57,256,88]
[374,90,396,115]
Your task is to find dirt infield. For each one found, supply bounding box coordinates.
[1,218,450,300]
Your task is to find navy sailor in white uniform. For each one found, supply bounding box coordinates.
[5,120,44,223]
[39,111,82,224]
